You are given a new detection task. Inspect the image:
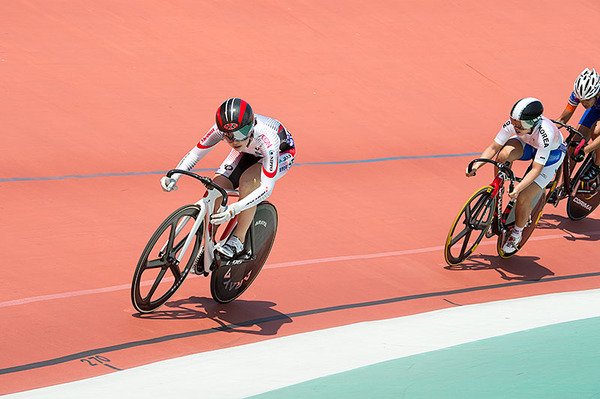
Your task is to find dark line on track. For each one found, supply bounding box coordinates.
[0,153,479,183]
[2,271,598,376]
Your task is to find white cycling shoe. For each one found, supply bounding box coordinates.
[216,235,244,259]
[502,230,522,254]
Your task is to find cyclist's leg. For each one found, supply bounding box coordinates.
[235,163,261,244]
[235,149,296,243]
[578,108,600,179]
[514,182,543,228]
[211,151,259,251]
[497,138,535,229]
[514,147,564,227]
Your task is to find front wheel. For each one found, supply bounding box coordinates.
[210,202,278,303]
[131,205,203,313]
[444,186,496,266]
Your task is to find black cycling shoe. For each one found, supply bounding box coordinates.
[546,190,558,206]
[581,164,600,182]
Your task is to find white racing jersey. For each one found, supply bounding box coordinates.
[173,114,295,212]
[494,116,564,165]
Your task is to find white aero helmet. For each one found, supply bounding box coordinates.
[573,68,600,101]
[510,97,543,130]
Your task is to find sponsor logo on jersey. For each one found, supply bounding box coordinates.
[260,134,273,148]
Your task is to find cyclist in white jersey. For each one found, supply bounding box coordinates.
[160,98,296,259]
[466,98,566,254]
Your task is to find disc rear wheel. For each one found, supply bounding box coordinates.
[210,202,278,303]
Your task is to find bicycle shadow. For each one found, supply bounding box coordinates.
[445,253,554,281]
[537,213,600,242]
[133,296,292,336]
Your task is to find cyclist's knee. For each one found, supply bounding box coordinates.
[496,150,512,165]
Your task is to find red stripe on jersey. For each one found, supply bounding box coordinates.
[197,142,216,149]
[263,166,277,178]
[263,155,279,178]
[282,147,296,157]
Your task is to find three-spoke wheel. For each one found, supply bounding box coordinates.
[444,186,495,266]
[131,205,203,313]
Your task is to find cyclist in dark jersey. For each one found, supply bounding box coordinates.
[555,68,600,181]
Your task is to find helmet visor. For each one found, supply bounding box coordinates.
[511,117,535,132]
[222,123,253,142]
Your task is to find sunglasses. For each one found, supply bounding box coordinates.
[510,117,534,132]
[222,124,253,142]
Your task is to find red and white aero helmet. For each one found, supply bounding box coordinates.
[215,98,255,141]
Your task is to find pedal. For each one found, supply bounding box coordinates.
[220,250,251,264]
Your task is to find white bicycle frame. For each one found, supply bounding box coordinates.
[160,186,240,275]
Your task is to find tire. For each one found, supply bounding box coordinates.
[566,155,600,220]
[444,186,496,266]
[210,202,277,303]
[497,189,545,258]
[566,181,600,220]
[131,205,203,313]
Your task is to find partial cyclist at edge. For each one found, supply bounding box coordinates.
[466,97,566,255]
[555,68,600,181]
[160,98,296,259]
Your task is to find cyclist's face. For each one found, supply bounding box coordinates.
[581,94,598,109]
[510,118,531,135]
[224,132,250,150]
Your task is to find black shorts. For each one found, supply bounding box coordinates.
[216,152,261,189]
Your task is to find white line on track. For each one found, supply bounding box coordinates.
[1,230,599,308]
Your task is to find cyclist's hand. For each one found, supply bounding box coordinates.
[571,148,585,163]
[160,176,178,192]
[508,189,519,199]
[465,165,477,177]
[211,204,240,225]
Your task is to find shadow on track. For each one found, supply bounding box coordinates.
[445,253,555,281]
[538,213,600,242]
[132,296,293,336]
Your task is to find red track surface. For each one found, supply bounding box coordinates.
[2,0,600,394]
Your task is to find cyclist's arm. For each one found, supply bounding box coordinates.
[171,127,221,182]
[468,141,503,175]
[235,169,276,213]
[556,93,580,124]
[584,134,600,153]
[556,107,575,125]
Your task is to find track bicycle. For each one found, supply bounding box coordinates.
[131,169,278,312]
[546,120,600,220]
[444,158,547,266]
